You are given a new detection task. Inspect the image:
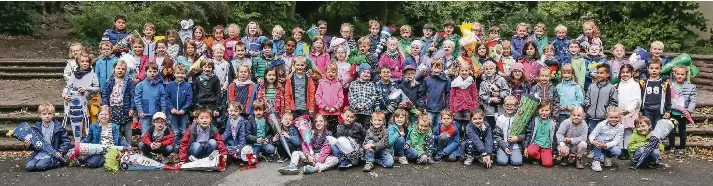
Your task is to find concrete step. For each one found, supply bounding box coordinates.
[0,103,63,113]
[0,58,65,67]
[0,66,64,72]
[0,72,63,79]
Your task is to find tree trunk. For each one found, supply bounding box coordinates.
[380,2,389,24]
[289,1,296,17]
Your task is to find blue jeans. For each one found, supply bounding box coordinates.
[86,154,105,168]
[171,113,190,149]
[365,150,394,167]
[588,119,604,136]
[632,148,660,166]
[405,148,419,161]
[26,156,60,171]
[642,109,662,128]
[252,144,276,156]
[427,112,440,133]
[393,136,407,157]
[140,115,154,134]
[496,143,523,166]
[593,146,621,162]
[189,139,218,159]
[138,142,174,157]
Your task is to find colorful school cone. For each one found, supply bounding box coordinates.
[119,151,176,171]
[295,115,315,155]
[175,150,226,172]
[12,122,65,162]
[67,142,133,160]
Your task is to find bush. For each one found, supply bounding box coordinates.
[0,2,41,35]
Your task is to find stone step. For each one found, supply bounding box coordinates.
[0,66,64,72]
[0,72,63,79]
[0,58,66,67]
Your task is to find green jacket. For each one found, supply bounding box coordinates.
[571,55,586,90]
[407,125,433,157]
[628,130,664,157]
[398,37,414,57]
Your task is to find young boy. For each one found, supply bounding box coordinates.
[479,61,510,128]
[403,41,423,76]
[142,23,157,62]
[628,117,664,169]
[420,23,437,56]
[271,25,286,56]
[192,59,222,124]
[349,63,380,129]
[167,64,193,150]
[284,56,317,116]
[139,112,174,163]
[292,27,308,56]
[398,25,414,57]
[252,40,274,84]
[212,43,234,91]
[245,100,277,161]
[362,112,394,172]
[433,109,460,162]
[439,20,460,58]
[376,66,401,119]
[531,23,548,56]
[179,109,228,163]
[335,107,366,169]
[461,109,493,168]
[317,20,332,47]
[95,41,118,91]
[135,63,168,134]
[530,67,560,119]
[589,106,625,172]
[223,101,248,162]
[231,43,252,72]
[424,60,451,132]
[367,20,381,54]
[556,106,588,169]
[404,114,435,164]
[400,65,426,123]
[277,113,307,174]
[280,39,297,72]
[640,59,671,128]
[498,41,516,75]
[584,63,618,134]
[639,41,670,80]
[551,25,570,60]
[24,104,70,172]
[583,44,607,89]
[493,96,523,166]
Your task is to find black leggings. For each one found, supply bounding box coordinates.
[667,115,687,150]
[325,115,339,134]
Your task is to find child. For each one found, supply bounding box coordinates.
[404,114,435,164]
[138,112,174,163]
[519,41,542,81]
[142,23,157,62]
[486,26,501,53]
[191,26,207,57]
[640,59,671,128]
[551,25,569,60]
[584,63,618,134]
[257,67,285,120]
[285,56,317,116]
[167,64,193,149]
[63,43,83,83]
[531,23,549,56]
[440,40,458,78]
[576,21,602,51]
[567,41,587,90]
[522,100,557,167]
[317,20,332,47]
[82,106,130,168]
[179,109,228,163]
[207,25,225,49]
[292,27,309,55]
[192,59,222,120]
[668,65,697,157]
[301,114,340,174]
[424,60,451,130]
[400,65,426,123]
[375,66,402,119]
[461,109,494,168]
[223,101,248,162]
[63,53,99,140]
[362,112,394,171]
[541,45,558,83]
[274,113,302,170]
[245,100,277,161]
[309,37,330,74]
[252,40,274,83]
[398,25,414,57]
[628,117,664,169]
[271,25,286,56]
[388,109,411,165]
[349,63,380,128]
[355,37,381,81]
[403,40,423,73]
[439,20,460,57]
[101,15,129,46]
[583,44,607,89]
[433,109,461,162]
[228,64,257,115]
[281,40,297,72]
[589,106,625,172]
[379,37,405,80]
[450,62,479,130]
[154,40,175,82]
[510,23,529,59]
[223,24,241,61]
[493,96,523,166]
[231,43,251,70]
[95,41,118,91]
[640,41,670,79]
[134,63,168,134]
[242,21,267,57]
[479,60,510,128]
[176,40,197,74]
[166,29,182,59]
[317,64,345,133]
[133,39,150,83]
[335,107,366,168]
[212,43,234,90]
[420,23,437,56]
[507,63,529,101]
[530,68,560,119]
[609,44,628,83]
[555,106,588,169]
[333,46,352,87]
[556,64,584,123]
[24,104,70,171]
[367,20,381,53]
[473,42,491,65]
[337,23,357,52]
[101,60,135,140]
[617,64,641,160]
[497,41,516,75]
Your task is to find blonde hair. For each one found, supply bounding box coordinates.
[555,24,567,33]
[372,111,386,121]
[245,21,263,36]
[293,55,307,66]
[417,114,431,128]
[400,25,412,32]
[582,21,600,37]
[651,41,665,49]
[212,43,225,53]
[539,67,551,77]
[357,36,371,47]
[431,59,444,69]
[341,23,354,36]
[611,43,625,51]
[68,43,84,58]
[543,44,555,54]
[272,25,285,35]
[114,60,127,69]
[503,96,518,105]
[143,23,155,31]
[472,22,483,31]
[560,64,577,83]
[326,63,338,73]
[38,103,56,114]
[227,24,240,33]
[606,106,621,115]
[516,23,529,31]
[501,40,512,49]
[439,109,453,117]
[99,105,111,114]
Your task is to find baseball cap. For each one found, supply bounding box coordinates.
[152,112,167,121]
[403,65,416,73]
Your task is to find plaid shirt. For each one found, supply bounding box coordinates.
[349,79,380,115]
[376,80,401,113]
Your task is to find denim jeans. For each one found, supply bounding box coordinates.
[138,142,174,157]
[252,143,276,156]
[140,115,154,134]
[393,136,407,157]
[189,139,218,159]
[642,109,663,128]
[404,148,419,161]
[26,156,61,171]
[592,146,622,162]
[171,113,190,149]
[588,119,604,136]
[496,143,523,166]
[85,154,105,168]
[364,150,394,167]
[632,148,660,166]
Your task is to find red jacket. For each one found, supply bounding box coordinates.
[256,83,285,115]
[449,80,479,113]
[141,126,174,147]
[284,73,316,112]
[316,77,344,115]
[179,124,227,163]
[135,55,151,81]
[227,81,257,114]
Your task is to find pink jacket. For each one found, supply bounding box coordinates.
[309,52,331,74]
[316,77,344,115]
[518,57,542,81]
[378,53,405,79]
[301,140,332,163]
[449,83,479,112]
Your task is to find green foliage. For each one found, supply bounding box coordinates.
[0,2,41,35]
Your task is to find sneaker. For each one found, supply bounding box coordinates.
[303,165,314,175]
[277,157,286,163]
[338,160,352,169]
[463,156,475,166]
[628,162,637,170]
[398,156,409,165]
[363,162,374,172]
[618,150,629,160]
[603,157,612,167]
[559,157,569,166]
[587,152,594,159]
[649,163,664,170]
[278,165,300,175]
[189,155,198,162]
[427,157,436,164]
[676,149,686,158]
[575,157,584,169]
[591,161,602,172]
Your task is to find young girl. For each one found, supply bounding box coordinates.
[154,40,175,82]
[271,25,286,56]
[556,64,584,123]
[212,43,234,91]
[166,29,182,59]
[510,23,529,59]
[461,109,493,168]
[609,44,628,84]
[176,39,197,76]
[616,64,640,160]
[207,25,225,50]
[441,40,458,79]
[388,109,411,165]
[228,65,258,115]
[242,21,267,57]
[576,21,602,51]
[285,56,317,116]
[292,27,309,56]
[479,61,510,128]
[669,66,696,157]
[81,106,130,168]
[450,62,479,130]
[473,42,491,65]
[567,41,587,90]
[257,67,284,122]
[338,23,357,53]
[522,100,557,167]
[519,41,543,81]
[223,24,241,61]
[309,37,330,74]
[333,46,352,87]
[193,26,208,57]
[378,37,405,81]
[404,114,435,164]
[498,41,516,76]
[63,53,100,141]
[317,64,345,134]
[302,114,340,174]
[507,63,529,101]
[63,43,83,83]
[133,39,150,83]
[101,61,135,140]
[403,40,423,72]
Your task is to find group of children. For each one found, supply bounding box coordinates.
[25,16,698,175]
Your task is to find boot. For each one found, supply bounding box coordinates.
[575,157,584,169]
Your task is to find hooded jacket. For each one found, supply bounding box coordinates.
[463,122,493,155]
[479,74,510,116]
[584,81,618,120]
[423,74,450,112]
[167,80,193,113]
[556,80,584,115]
[94,55,118,91]
[316,77,344,115]
[134,76,167,116]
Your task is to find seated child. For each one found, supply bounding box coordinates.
[179,108,228,163]
[138,112,174,163]
[81,106,130,168]
[302,114,340,174]
[522,101,557,167]
[461,109,494,168]
[334,107,366,169]
[24,104,71,172]
[404,114,435,164]
[363,112,394,172]
[555,106,588,169]
[589,106,625,172]
[493,96,523,166]
[628,117,664,170]
[433,109,460,162]
[223,101,248,161]
[277,113,305,175]
[388,109,411,165]
[245,100,277,161]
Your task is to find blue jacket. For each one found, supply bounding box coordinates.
[556,80,584,115]
[95,55,118,92]
[432,122,460,156]
[281,125,302,153]
[134,76,168,116]
[166,80,192,113]
[245,118,274,145]
[463,122,493,155]
[551,36,569,60]
[510,35,528,59]
[272,39,286,56]
[102,29,129,45]
[584,55,607,89]
[81,123,130,146]
[423,74,450,112]
[400,80,427,110]
[102,76,135,114]
[28,121,71,159]
[222,117,248,147]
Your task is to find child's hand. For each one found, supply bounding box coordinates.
[273,135,279,142]
[64,96,73,102]
[508,136,519,143]
[213,111,219,117]
[489,97,498,103]
[492,91,500,97]
[404,143,411,149]
[483,155,492,168]
[504,148,511,155]
[171,109,178,114]
[55,152,63,159]
[139,113,146,118]
[398,103,407,108]
[129,110,135,117]
[78,87,86,93]
[558,146,569,156]
[564,138,572,144]
[257,138,263,143]
[429,47,436,52]
[420,155,428,163]
[178,110,185,115]
[281,131,289,138]
[523,148,528,158]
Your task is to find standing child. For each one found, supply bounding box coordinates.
[555,107,588,169]
[424,60,451,130]
[242,21,267,57]
[628,117,664,169]
[493,97,523,166]
[479,60,510,128]
[379,37,405,81]
[102,61,135,140]
[584,63,618,134]
[63,53,100,141]
[167,64,193,150]
[302,114,340,174]
[584,44,607,89]
[95,41,118,92]
[223,101,248,162]
[24,104,70,172]
[530,68,560,119]
[228,65,258,115]
[316,64,345,134]
[531,23,549,56]
[257,67,285,121]
[349,63,380,128]
[404,114,435,164]
[207,25,225,50]
[668,65,697,157]
[335,107,366,169]
[142,23,157,62]
[398,25,414,57]
[165,29,182,59]
[81,106,130,168]
[192,59,222,121]
[609,44,628,84]
[138,112,174,163]
[556,64,584,123]
[176,40,197,74]
[433,110,461,162]
[333,46,352,87]
[367,20,381,54]
[223,24,242,61]
[400,65,426,123]
[576,21,602,51]
[101,15,129,48]
[589,106,625,172]
[375,66,402,119]
[439,20,460,58]
[193,26,208,57]
[231,43,251,71]
[551,25,569,60]
[640,59,671,128]
[450,62,479,131]
[134,63,167,134]
[616,64,641,160]
[420,23,437,56]
[281,40,297,72]
[285,56,317,116]
[486,26,501,57]
[131,39,149,83]
[271,25,286,56]
[362,112,394,171]
[246,100,277,161]
[639,41,669,79]
[179,109,228,163]
[309,37,330,74]
[212,43,234,91]
[403,41,423,73]
[292,27,309,56]
[63,43,84,83]
[316,20,332,47]
[251,40,274,84]
[473,42,491,66]
[337,23,357,52]
[567,41,587,90]
[510,23,529,59]
[507,63,529,101]
[519,41,543,81]
[440,40,458,79]
[498,41,517,75]
[522,101,557,167]
[154,40,175,82]
[461,109,494,168]
[388,109,411,165]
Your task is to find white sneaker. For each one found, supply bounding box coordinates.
[463,156,475,166]
[603,157,612,167]
[591,161,602,172]
[398,156,409,165]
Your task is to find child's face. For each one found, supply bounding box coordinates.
[371,115,385,129]
[114,64,127,78]
[294,61,306,73]
[98,111,109,123]
[596,67,610,82]
[154,118,166,130]
[470,114,483,128]
[650,44,663,58]
[516,27,527,38]
[647,64,661,78]
[561,70,572,81]
[606,111,621,126]
[341,111,356,125]
[238,67,249,81]
[39,111,54,123]
[318,24,327,35]
[613,47,625,59]
[314,116,326,131]
[477,45,487,56]
[417,120,429,133]
[174,69,186,82]
[285,41,296,55]
[588,45,601,56]
[248,24,258,36]
[313,40,324,51]
[79,57,90,70]
[235,46,246,58]
[157,43,167,56]
[380,68,391,81]
[404,70,416,82]
[254,109,265,119]
[459,67,470,78]
[146,68,158,79]
[410,44,421,55]
[340,26,352,38]
[539,71,551,85]
[484,65,496,76]
[266,70,277,84]
[555,30,566,39]
[504,100,517,115]
[228,28,240,38]
[489,31,499,40]
[228,106,240,119]
[430,65,442,76]
[132,43,144,55]
[674,67,687,83]
[167,34,177,44]
[293,32,302,41]
[202,64,213,75]
[534,27,545,37]
[369,25,379,35]
[544,48,554,57]
[570,109,583,124]
[194,29,203,39]
[262,46,272,56]
[394,114,407,126]
[213,49,224,60]
[568,43,580,55]
[360,69,371,80]
[335,48,347,61]
[443,43,453,54]
[526,45,536,57]
[70,45,83,58]
[114,19,126,30]
[214,29,224,40]
[538,106,551,120]
[636,121,651,135]
[144,27,155,37]
[440,114,452,127]
[400,29,412,38]
[620,67,632,81]
[583,25,593,36]
[512,69,523,79]
[358,43,369,54]
[272,31,282,39]
[502,47,511,57]
[281,114,293,128]
[100,45,112,57]
[186,44,195,55]
[327,69,337,80]
[444,25,454,35]
[198,113,212,128]
[387,40,398,52]
[423,29,433,38]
